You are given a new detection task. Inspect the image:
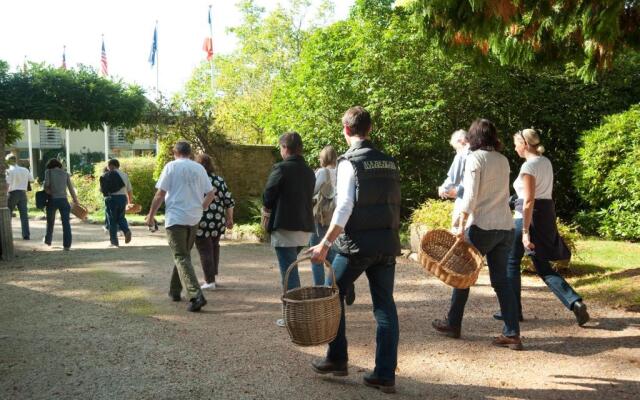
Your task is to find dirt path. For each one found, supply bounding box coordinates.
[1,220,639,399]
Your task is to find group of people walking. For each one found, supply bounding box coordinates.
[7,106,589,395]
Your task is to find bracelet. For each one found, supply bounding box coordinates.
[321,238,333,248]
[522,229,530,234]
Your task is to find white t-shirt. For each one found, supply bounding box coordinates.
[156,158,214,227]
[513,155,554,218]
[6,165,33,191]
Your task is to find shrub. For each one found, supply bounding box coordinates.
[574,104,640,240]
[410,199,454,230]
[71,173,103,212]
[93,157,157,214]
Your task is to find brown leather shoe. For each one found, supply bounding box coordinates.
[431,318,461,339]
[363,373,396,394]
[493,334,523,350]
[311,358,348,376]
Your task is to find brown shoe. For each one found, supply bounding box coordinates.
[311,358,348,376]
[124,230,132,244]
[493,334,523,350]
[363,373,396,394]
[431,318,461,339]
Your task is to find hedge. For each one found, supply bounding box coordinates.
[574,104,640,240]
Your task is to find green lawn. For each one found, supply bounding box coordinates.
[568,238,640,311]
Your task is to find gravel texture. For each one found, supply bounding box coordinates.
[1,220,639,399]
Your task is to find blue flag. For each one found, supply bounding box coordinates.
[208,7,212,26]
[148,26,157,67]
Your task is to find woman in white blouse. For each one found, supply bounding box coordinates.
[432,118,522,350]
[495,129,589,326]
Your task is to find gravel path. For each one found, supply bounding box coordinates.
[1,220,639,399]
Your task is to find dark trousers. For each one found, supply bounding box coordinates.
[8,190,30,239]
[167,225,202,300]
[507,218,582,312]
[327,254,398,381]
[44,198,72,249]
[105,195,130,245]
[448,226,519,337]
[195,235,221,283]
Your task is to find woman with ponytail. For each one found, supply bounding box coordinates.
[497,129,589,326]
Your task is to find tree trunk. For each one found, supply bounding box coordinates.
[0,119,15,260]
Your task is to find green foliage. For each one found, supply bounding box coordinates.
[153,137,176,181]
[71,173,103,212]
[405,0,640,82]
[574,104,640,240]
[70,151,105,176]
[267,5,640,216]
[93,157,157,214]
[410,199,454,230]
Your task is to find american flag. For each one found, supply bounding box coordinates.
[101,37,108,76]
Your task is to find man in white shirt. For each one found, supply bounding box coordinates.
[146,141,216,312]
[308,106,401,394]
[6,154,33,240]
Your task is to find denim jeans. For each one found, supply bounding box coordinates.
[166,225,202,300]
[448,226,519,337]
[44,197,72,248]
[274,246,304,291]
[308,223,337,285]
[327,254,398,381]
[8,190,30,239]
[105,195,130,246]
[507,218,582,311]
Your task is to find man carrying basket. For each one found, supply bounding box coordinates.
[308,106,401,394]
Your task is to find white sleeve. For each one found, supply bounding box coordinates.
[520,160,536,178]
[156,164,170,191]
[459,155,480,215]
[313,168,327,195]
[330,160,356,228]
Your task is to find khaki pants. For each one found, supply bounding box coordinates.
[167,225,202,300]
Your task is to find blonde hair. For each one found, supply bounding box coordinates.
[449,129,468,150]
[515,128,545,155]
[319,145,337,168]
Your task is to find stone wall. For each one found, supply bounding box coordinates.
[209,144,277,221]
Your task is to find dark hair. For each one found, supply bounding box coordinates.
[279,132,303,155]
[46,158,63,169]
[107,159,120,169]
[195,153,215,174]
[467,118,503,151]
[342,106,371,137]
[173,140,192,156]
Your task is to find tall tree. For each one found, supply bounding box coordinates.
[404,0,640,81]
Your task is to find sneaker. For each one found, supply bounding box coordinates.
[276,318,286,327]
[431,318,461,339]
[492,334,523,350]
[201,282,216,290]
[311,358,348,377]
[187,294,207,312]
[572,301,590,326]
[124,230,132,244]
[363,372,396,394]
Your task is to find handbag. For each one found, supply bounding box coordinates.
[35,190,49,209]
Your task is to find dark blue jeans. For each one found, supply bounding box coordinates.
[327,254,398,381]
[275,246,304,291]
[8,190,30,239]
[308,223,337,285]
[105,195,130,245]
[507,218,582,311]
[45,197,72,249]
[448,226,519,337]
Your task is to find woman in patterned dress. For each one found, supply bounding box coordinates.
[195,154,235,290]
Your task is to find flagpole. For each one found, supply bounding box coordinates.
[208,5,215,94]
[26,120,33,174]
[65,129,71,173]
[155,20,160,156]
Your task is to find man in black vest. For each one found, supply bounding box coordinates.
[308,106,401,394]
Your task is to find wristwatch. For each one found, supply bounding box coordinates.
[321,238,333,248]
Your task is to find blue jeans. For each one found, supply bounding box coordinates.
[308,223,337,285]
[275,246,304,291]
[327,254,398,381]
[448,226,519,337]
[45,197,72,249]
[507,218,581,311]
[105,195,130,245]
[8,190,30,239]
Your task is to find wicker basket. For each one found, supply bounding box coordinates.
[125,203,142,214]
[281,256,341,347]
[71,203,89,221]
[419,229,484,289]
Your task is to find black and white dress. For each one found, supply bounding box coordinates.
[196,174,235,238]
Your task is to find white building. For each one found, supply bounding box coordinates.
[9,120,156,177]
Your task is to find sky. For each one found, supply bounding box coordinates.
[0,0,354,96]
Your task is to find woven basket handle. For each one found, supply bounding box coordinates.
[440,237,462,265]
[283,256,336,295]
